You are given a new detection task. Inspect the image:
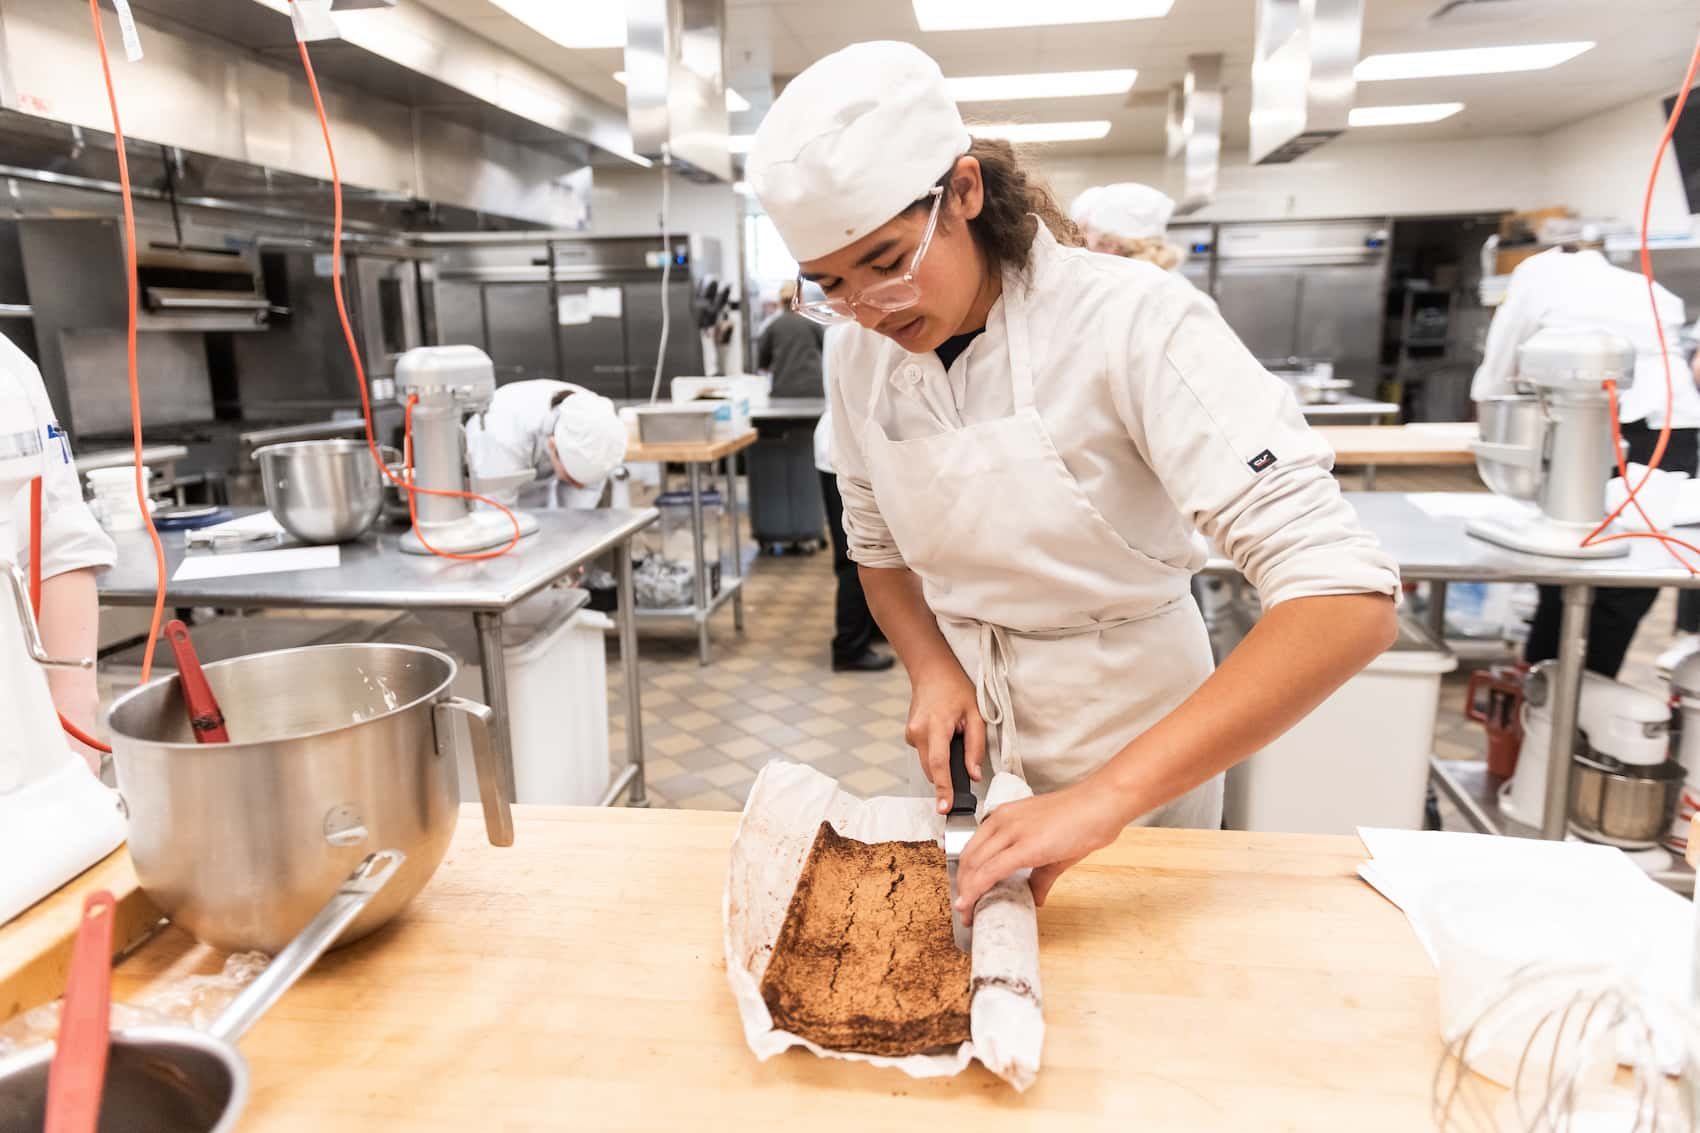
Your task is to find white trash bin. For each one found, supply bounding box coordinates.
[1224,619,1457,834]
[386,590,613,806]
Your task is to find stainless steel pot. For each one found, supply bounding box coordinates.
[0,852,402,1133]
[105,643,513,953]
[1568,754,1683,848]
[1471,395,1544,501]
[252,439,384,544]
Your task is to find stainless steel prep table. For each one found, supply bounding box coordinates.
[1204,491,1700,870]
[749,397,826,422]
[93,507,660,807]
[1297,395,1400,423]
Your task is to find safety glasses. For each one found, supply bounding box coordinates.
[791,186,944,327]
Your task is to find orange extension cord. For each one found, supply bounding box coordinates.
[1580,24,1700,569]
[290,6,522,561]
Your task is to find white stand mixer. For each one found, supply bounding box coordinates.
[394,345,539,556]
[0,372,127,925]
[1467,329,1635,559]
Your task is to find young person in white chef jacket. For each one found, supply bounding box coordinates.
[748,41,1400,921]
[0,334,114,773]
[1075,182,1188,272]
[463,379,628,509]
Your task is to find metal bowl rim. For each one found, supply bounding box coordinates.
[0,1025,250,1133]
[251,438,377,462]
[105,642,458,753]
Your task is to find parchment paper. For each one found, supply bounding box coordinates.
[723,760,1044,1089]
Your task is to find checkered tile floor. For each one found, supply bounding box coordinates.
[608,549,913,811]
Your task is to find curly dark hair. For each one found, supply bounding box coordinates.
[907,136,1084,275]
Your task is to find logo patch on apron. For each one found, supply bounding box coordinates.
[1248,449,1277,473]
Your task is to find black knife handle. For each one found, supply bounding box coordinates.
[948,732,975,816]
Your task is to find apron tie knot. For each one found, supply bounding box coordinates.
[975,622,1023,780]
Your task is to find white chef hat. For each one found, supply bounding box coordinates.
[551,393,626,486]
[749,41,970,263]
[1088,183,1176,241]
[1068,186,1104,227]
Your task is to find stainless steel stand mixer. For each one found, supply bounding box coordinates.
[1467,329,1636,559]
[0,368,127,924]
[393,345,540,556]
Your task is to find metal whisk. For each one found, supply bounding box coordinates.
[1434,963,1700,1132]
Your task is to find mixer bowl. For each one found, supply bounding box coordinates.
[1567,754,1682,848]
[106,643,512,952]
[1472,396,1544,501]
[252,439,382,544]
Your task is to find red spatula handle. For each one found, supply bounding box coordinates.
[45,890,116,1133]
[164,619,229,743]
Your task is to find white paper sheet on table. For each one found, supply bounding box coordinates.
[1406,492,1534,521]
[1357,827,1693,1080]
[173,544,340,581]
[723,761,1044,1090]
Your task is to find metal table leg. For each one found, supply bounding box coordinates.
[609,538,648,807]
[1541,583,1593,840]
[689,460,711,664]
[1425,581,1448,643]
[725,451,745,634]
[1362,463,1377,491]
[473,610,516,804]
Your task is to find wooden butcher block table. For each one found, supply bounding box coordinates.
[13,807,1443,1130]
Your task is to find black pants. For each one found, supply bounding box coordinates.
[821,471,878,665]
[1525,420,1700,676]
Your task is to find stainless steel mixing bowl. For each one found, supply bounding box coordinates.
[252,438,383,544]
[105,643,513,953]
[1471,395,1545,501]
[1568,754,1682,848]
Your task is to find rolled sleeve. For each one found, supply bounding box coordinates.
[824,329,904,569]
[1116,283,1400,607]
[11,374,115,579]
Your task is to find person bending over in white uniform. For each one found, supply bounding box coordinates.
[2,334,115,774]
[463,379,628,509]
[749,42,1399,921]
[1076,182,1187,272]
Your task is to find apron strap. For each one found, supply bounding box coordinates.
[975,622,1024,780]
[1001,271,1038,412]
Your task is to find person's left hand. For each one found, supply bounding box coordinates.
[952,778,1129,922]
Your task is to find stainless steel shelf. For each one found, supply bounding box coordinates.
[1429,757,1694,893]
[633,575,744,622]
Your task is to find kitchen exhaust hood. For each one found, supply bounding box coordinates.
[624,0,733,182]
[1249,0,1364,164]
[1166,54,1222,215]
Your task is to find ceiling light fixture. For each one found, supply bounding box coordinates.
[913,0,1172,31]
[1348,102,1465,127]
[1355,42,1594,81]
[945,69,1137,102]
[489,0,624,50]
[969,120,1112,143]
[614,71,750,111]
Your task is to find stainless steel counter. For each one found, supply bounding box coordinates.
[751,398,825,421]
[1298,396,1400,422]
[95,507,660,807]
[1204,490,1700,849]
[74,444,190,474]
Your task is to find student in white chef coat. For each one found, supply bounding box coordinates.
[463,379,628,509]
[749,42,1400,917]
[1,334,115,773]
[1076,182,1187,272]
[1472,236,1700,678]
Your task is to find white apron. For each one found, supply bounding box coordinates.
[858,274,1223,829]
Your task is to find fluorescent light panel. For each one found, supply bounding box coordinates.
[490,0,623,50]
[913,0,1172,31]
[970,120,1111,142]
[613,72,749,112]
[1348,102,1465,127]
[946,69,1136,102]
[1355,41,1594,81]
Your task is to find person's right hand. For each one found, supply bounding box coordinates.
[904,667,987,814]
